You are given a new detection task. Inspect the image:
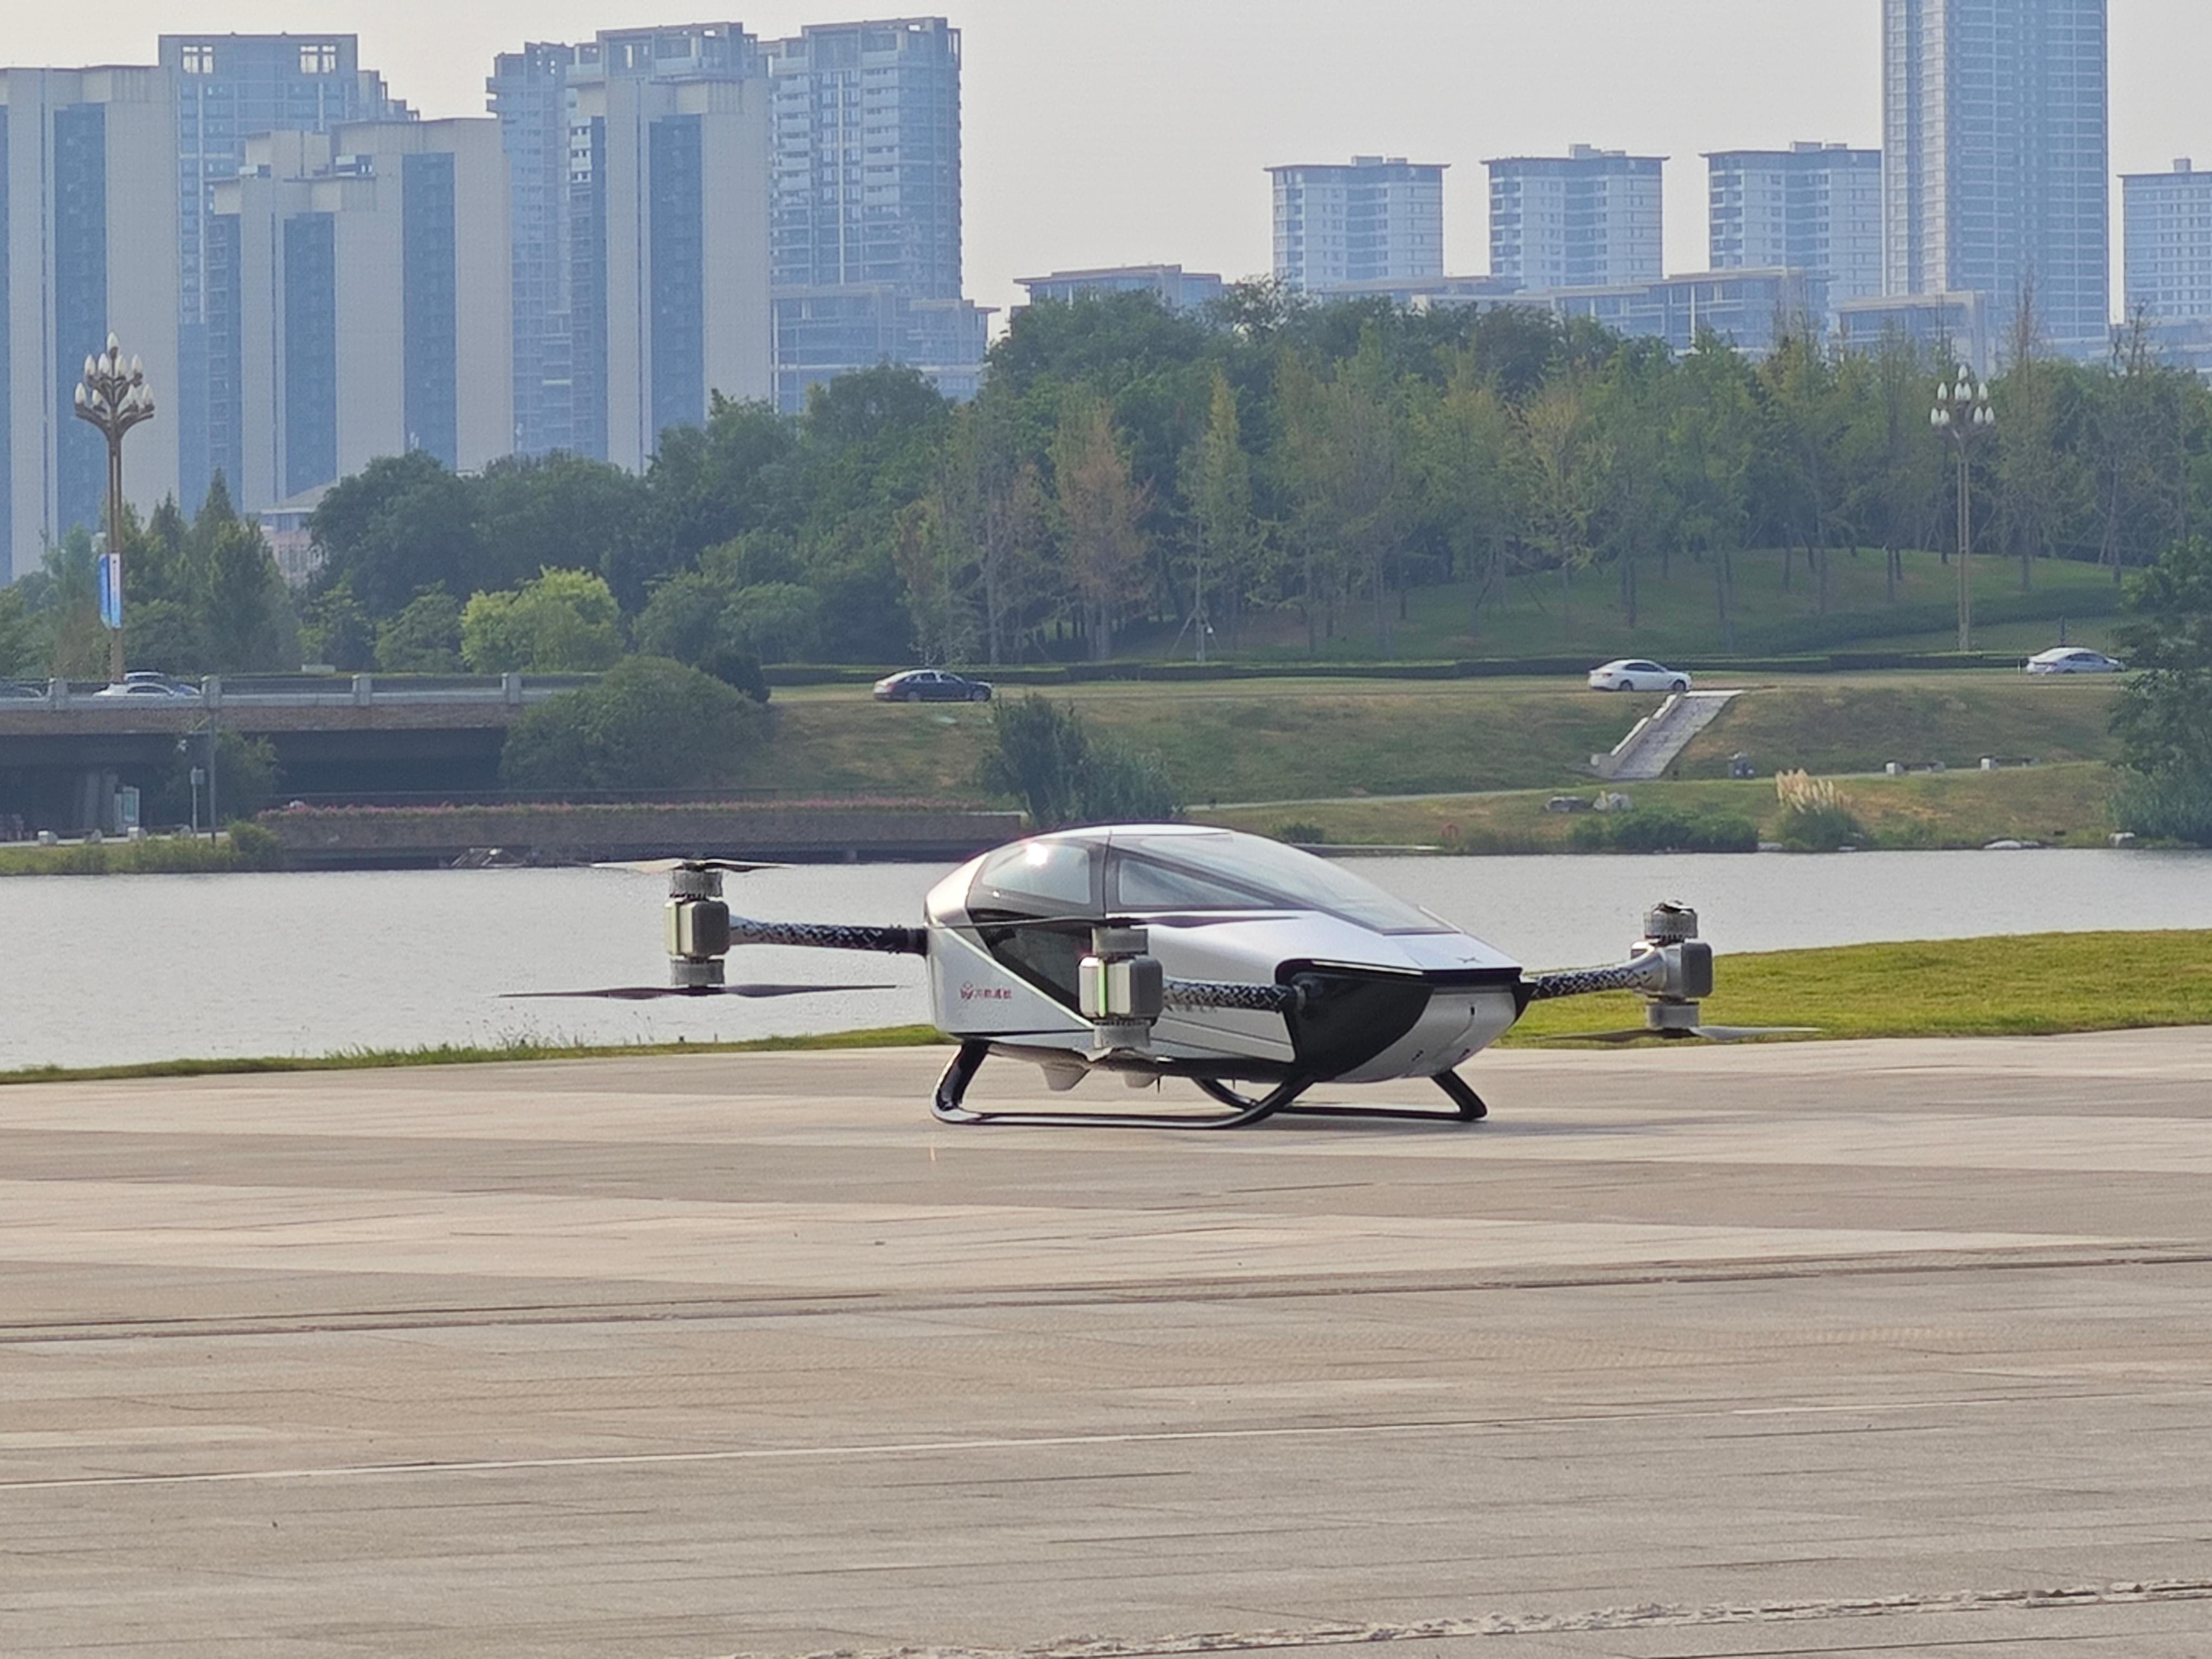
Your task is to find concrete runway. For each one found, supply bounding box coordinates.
[4,1033,2210,1659]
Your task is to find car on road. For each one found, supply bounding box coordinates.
[1587,658,1692,693]
[91,678,199,699]
[0,680,44,700]
[2023,647,2124,676]
[872,668,993,703]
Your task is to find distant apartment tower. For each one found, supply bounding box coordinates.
[1707,143,1882,310]
[0,66,182,582]
[1487,145,1662,292]
[1017,265,1226,312]
[1269,156,1445,294]
[1881,0,2110,355]
[2125,160,2212,321]
[488,24,771,470]
[163,35,411,515]
[212,122,511,514]
[765,19,987,411]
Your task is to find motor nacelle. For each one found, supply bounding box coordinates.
[666,866,732,989]
[1632,902,1714,1032]
[1078,924,1165,1057]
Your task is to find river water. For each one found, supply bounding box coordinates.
[4,849,2209,1070]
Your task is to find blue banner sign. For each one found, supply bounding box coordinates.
[97,552,123,630]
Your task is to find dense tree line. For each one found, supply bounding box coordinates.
[277,287,2212,680]
[10,284,2212,690]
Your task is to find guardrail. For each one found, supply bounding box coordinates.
[5,673,591,711]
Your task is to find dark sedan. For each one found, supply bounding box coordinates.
[872,668,993,703]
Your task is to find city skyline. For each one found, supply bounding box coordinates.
[12,0,2211,320]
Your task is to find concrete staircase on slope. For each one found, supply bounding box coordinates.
[1591,690,1741,781]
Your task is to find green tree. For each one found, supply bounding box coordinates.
[499,656,766,793]
[1516,376,1610,625]
[297,581,375,671]
[2112,537,2212,842]
[1181,367,1267,657]
[376,588,466,673]
[461,568,624,673]
[308,451,484,618]
[979,695,1180,828]
[1049,394,1150,660]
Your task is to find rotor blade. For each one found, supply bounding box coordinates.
[506,982,894,1001]
[1524,1023,1817,1045]
[594,857,786,875]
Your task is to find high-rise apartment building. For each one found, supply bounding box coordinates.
[163,35,411,513]
[1269,156,1445,294]
[1881,0,2110,355]
[2125,159,2212,322]
[488,23,771,470]
[212,121,510,514]
[764,18,986,413]
[1486,145,1662,292]
[1707,143,1882,310]
[0,67,182,582]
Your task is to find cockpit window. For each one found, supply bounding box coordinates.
[968,838,1101,917]
[1109,832,1448,934]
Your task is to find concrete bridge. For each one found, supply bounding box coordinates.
[0,675,574,833]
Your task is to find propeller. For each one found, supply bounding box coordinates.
[595,857,786,875]
[1528,1020,1818,1045]
[505,981,895,1002]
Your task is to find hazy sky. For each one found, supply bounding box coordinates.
[14,2,2209,319]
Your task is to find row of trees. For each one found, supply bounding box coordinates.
[7,283,2211,687]
[294,287,2212,683]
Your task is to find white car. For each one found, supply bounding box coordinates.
[1587,658,1692,693]
[91,679,199,699]
[2024,647,2124,676]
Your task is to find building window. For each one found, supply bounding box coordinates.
[300,43,339,75]
[181,43,216,74]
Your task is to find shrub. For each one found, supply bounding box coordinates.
[1273,821,1328,845]
[224,820,284,869]
[500,656,765,793]
[979,695,1181,829]
[1569,809,1758,854]
[2112,768,2212,846]
[1772,769,1867,850]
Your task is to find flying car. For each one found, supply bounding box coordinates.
[543,824,1740,1130]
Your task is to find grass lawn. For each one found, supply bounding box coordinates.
[1507,930,2212,1044]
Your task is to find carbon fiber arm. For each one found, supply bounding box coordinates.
[1162,979,1301,1014]
[729,917,930,956]
[1524,956,1671,1002]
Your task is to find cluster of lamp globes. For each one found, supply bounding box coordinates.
[1930,374,1996,435]
[72,333,157,436]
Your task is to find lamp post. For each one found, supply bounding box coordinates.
[1930,368,1995,653]
[72,333,157,685]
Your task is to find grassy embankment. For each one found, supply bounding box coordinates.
[1208,545,2126,663]
[4,930,2204,1087]
[770,674,2125,841]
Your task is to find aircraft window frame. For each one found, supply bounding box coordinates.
[967,838,1103,919]
[1107,834,1449,935]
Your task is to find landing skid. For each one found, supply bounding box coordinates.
[929,1042,1487,1130]
[1200,1069,1488,1124]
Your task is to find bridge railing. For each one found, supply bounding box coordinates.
[16,673,597,711]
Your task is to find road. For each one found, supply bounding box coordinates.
[4,1033,2210,1658]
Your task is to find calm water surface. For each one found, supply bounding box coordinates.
[4,849,2208,1069]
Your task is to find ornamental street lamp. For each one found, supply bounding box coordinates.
[1930,368,1995,654]
[72,333,157,685]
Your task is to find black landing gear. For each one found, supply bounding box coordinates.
[928,1044,1490,1130]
